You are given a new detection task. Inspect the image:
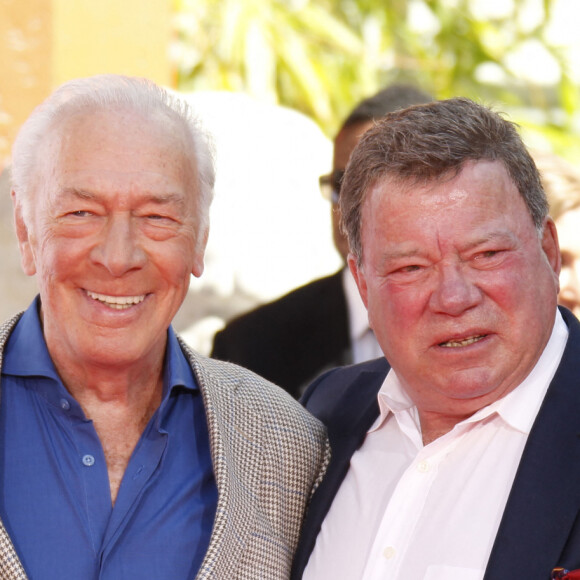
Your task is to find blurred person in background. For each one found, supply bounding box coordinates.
[0,74,329,580]
[211,84,433,399]
[533,149,580,317]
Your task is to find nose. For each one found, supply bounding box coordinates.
[90,214,147,277]
[429,262,481,316]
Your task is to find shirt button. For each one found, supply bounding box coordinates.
[82,454,95,467]
[60,399,70,411]
[383,546,396,560]
[417,460,430,473]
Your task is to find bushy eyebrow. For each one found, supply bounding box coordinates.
[378,230,517,266]
[59,187,96,200]
[376,248,425,272]
[459,230,517,252]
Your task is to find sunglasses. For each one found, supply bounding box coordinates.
[319,169,345,204]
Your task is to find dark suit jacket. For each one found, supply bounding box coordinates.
[211,270,351,399]
[292,306,580,580]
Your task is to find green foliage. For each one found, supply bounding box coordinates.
[173,0,580,160]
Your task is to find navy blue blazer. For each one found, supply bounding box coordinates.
[211,270,350,399]
[292,306,580,579]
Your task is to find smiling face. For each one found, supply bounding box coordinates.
[13,108,206,374]
[349,160,561,418]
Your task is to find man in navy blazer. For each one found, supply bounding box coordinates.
[292,98,580,580]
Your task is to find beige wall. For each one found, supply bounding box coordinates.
[0,0,173,167]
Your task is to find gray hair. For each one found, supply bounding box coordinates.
[11,74,215,232]
[340,97,548,263]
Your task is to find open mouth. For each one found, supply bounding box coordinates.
[86,290,146,310]
[439,335,487,348]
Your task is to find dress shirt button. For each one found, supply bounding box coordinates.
[383,546,396,560]
[82,454,95,467]
[60,399,70,411]
[417,460,430,473]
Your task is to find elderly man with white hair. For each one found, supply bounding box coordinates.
[0,74,328,580]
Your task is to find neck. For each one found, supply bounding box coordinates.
[50,355,165,506]
[53,353,164,406]
[418,410,473,446]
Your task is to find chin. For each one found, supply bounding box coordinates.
[440,372,505,403]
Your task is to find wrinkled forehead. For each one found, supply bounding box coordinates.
[364,160,528,221]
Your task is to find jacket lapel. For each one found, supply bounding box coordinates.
[292,364,386,578]
[295,309,580,579]
[484,308,580,579]
[0,314,29,579]
[0,319,265,580]
[0,524,28,580]
[181,342,264,580]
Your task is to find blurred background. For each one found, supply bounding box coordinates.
[1,0,580,352]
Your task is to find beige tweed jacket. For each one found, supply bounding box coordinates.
[0,314,330,580]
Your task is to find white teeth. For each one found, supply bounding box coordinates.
[86,291,145,310]
[440,335,485,348]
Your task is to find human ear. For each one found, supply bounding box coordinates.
[191,226,209,278]
[11,191,37,276]
[542,217,561,290]
[348,252,369,309]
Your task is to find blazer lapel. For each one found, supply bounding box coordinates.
[0,321,265,580]
[291,308,580,580]
[292,366,385,578]
[0,314,29,580]
[182,343,264,580]
[484,308,580,579]
[0,522,28,580]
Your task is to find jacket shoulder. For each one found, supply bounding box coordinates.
[181,338,329,443]
[0,313,25,367]
[302,357,390,424]
[213,271,345,340]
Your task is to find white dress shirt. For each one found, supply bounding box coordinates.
[342,267,383,363]
[304,310,567,580]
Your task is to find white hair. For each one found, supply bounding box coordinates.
[11,74,215,232]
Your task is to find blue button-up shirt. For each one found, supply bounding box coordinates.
[0,298,217,579]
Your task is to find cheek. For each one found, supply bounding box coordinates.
[153,243,197,289]
[31,231,67,277]
[480,276,518,308]
[477,257,537,304]
[366,282,424,336]
[34,226,98,290]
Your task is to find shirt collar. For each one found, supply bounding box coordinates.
[372,308,568,436]
[473,308,567,433]
[342,267,369,342]
[163,326,198,397]
[2,296,61,381]
[3,295,198,401]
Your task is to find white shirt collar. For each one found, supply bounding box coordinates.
[372,308,568,437]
